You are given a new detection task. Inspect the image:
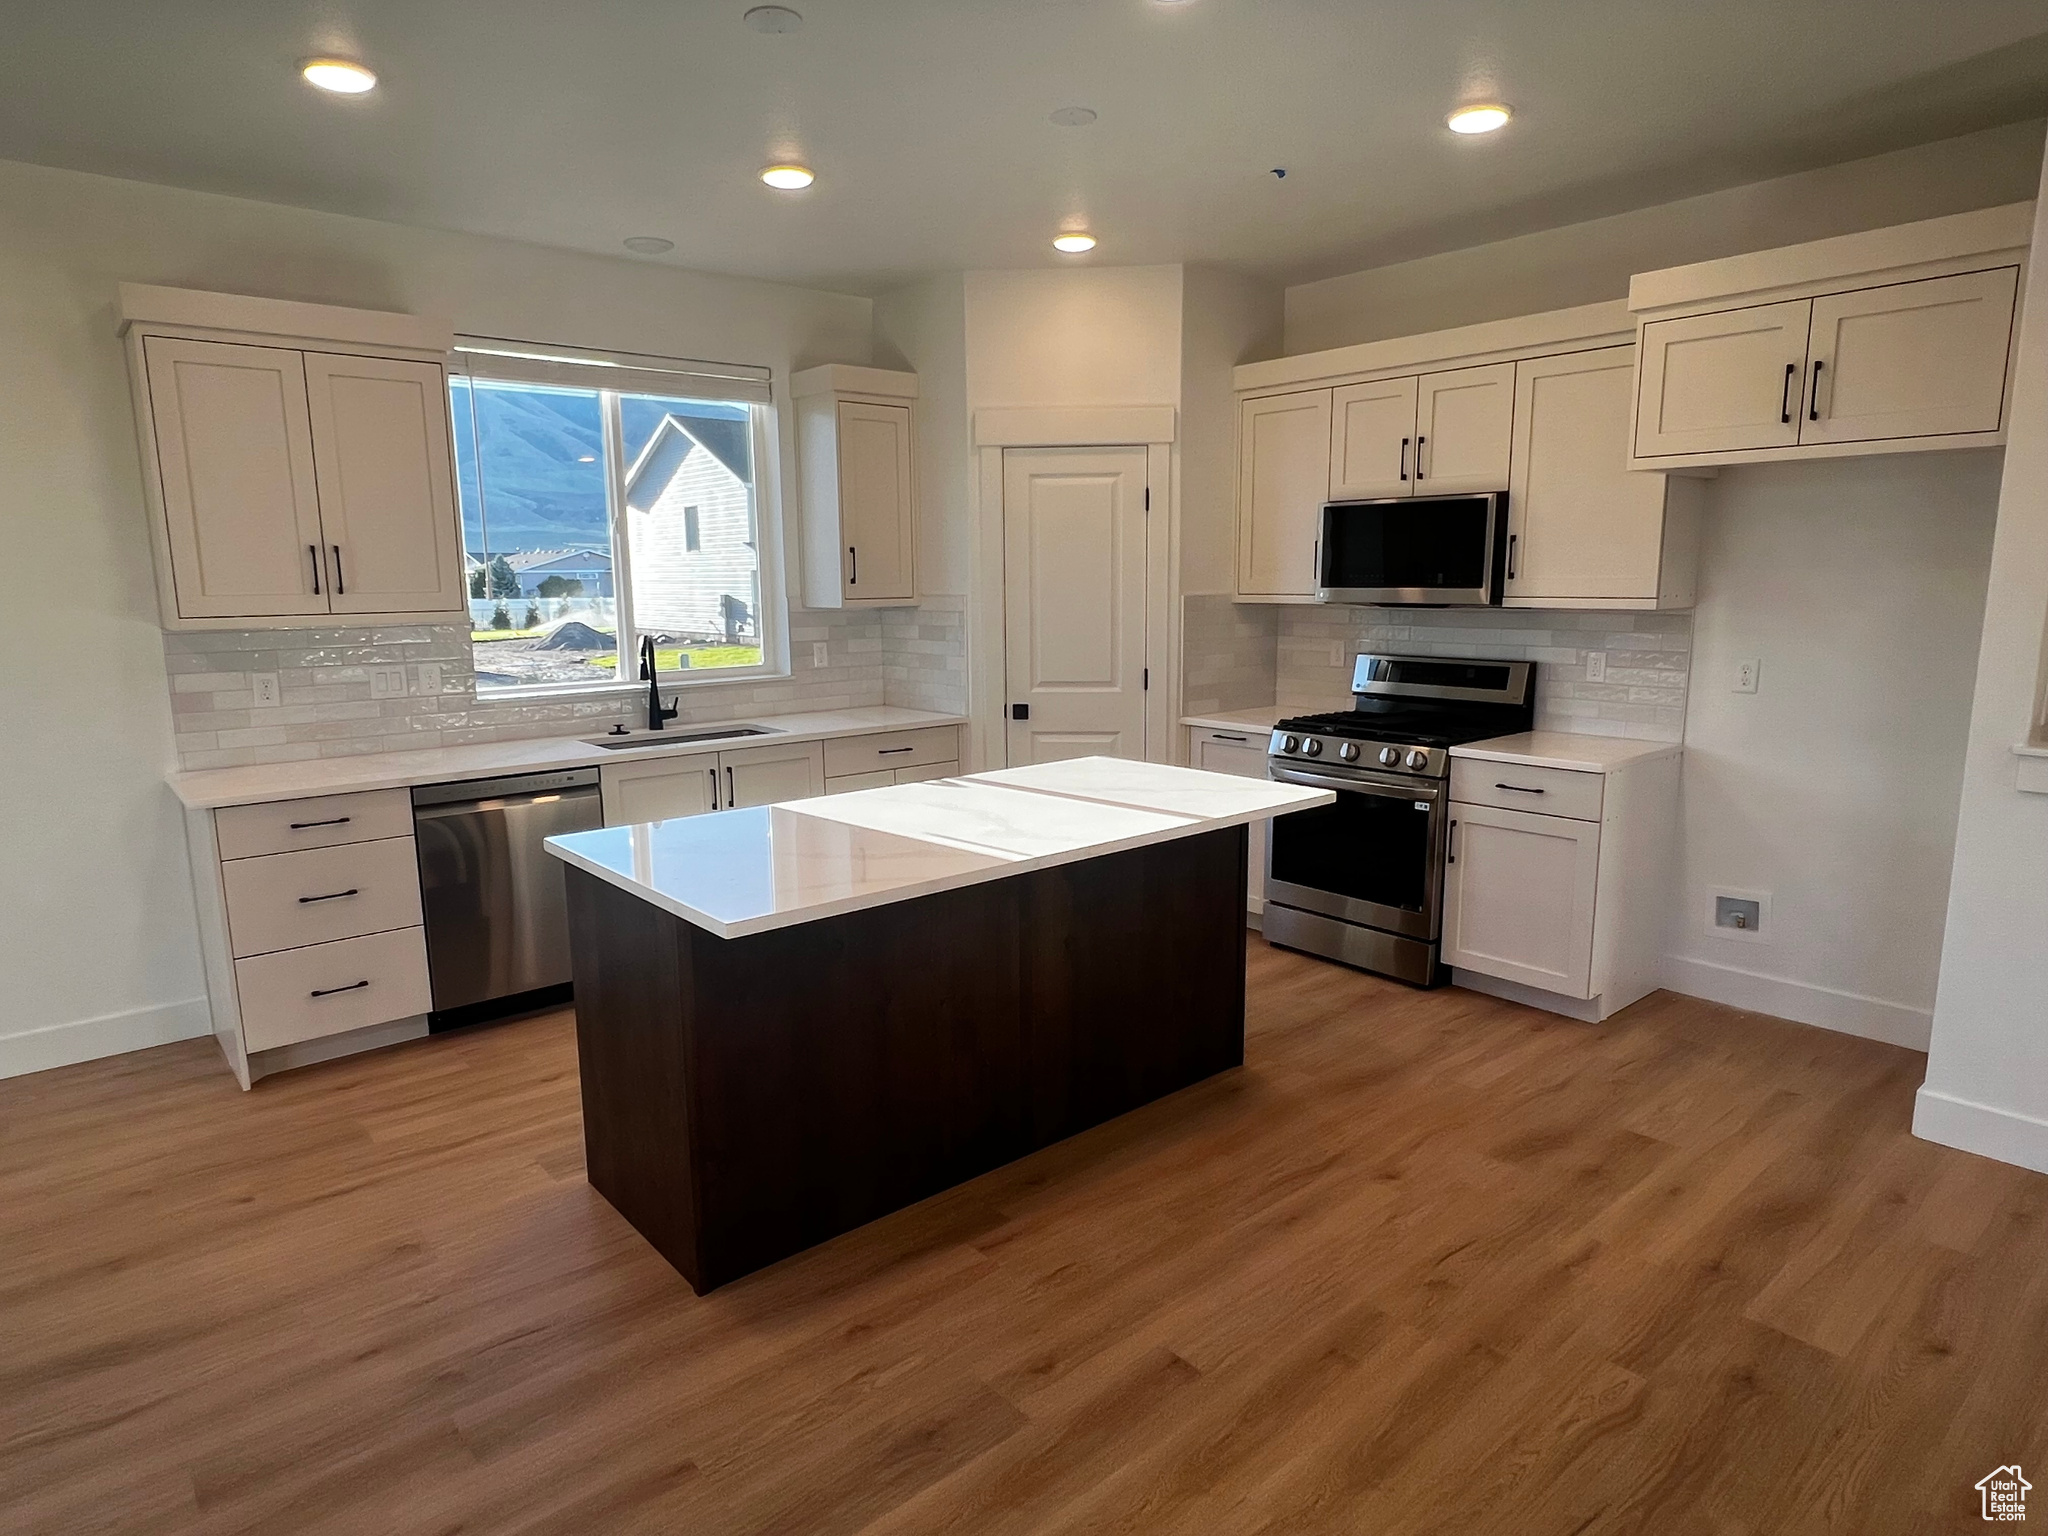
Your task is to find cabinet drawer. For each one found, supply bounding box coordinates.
[216,788,414,860]
[234,927,431,1053]
[1192,728,1270,778]
[222,836,423,958]
[892,759,957,786]
[826,769,894,794]
[822,726,960,777]
[1451,760,1604,821]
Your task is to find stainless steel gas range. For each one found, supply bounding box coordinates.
[1263,654,1535,985]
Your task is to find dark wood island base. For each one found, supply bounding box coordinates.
[564,825,1249,1292]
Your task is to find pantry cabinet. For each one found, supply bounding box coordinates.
[121,285,467,630]
[794,365,919,609]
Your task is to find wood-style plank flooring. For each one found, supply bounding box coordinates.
[5,938,2045,1534]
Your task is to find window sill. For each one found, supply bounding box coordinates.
[478,668,792,705]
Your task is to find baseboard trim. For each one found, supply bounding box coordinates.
[0,997,211,1080]
[1914,1087,2048,1175]
[1451,968,1611,1023]
[1661,955,1932,1051]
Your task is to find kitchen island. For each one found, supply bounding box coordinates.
[545,757,1331,1292]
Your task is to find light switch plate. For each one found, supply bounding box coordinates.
[369,665,408,700]
[1734,659,1760,694]
[813,642,829,668]
[251,672,279,708]
[417,662,443,694]
[1585,652,1607,683]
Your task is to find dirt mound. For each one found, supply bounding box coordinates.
[531,620,615,651]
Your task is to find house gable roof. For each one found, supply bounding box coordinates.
[623,414,750,513]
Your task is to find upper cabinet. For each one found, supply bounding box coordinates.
[120,285,465,630]
[794,364,918,609]
[1328,363,1514,499]
[1629,203,2030,469]
[1238,389,1331,598]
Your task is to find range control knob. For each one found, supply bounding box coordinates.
[1405,748,1431,771]
[1377,746,1401,767]
[1303,738,1323,757]
[1281,735,1299,754]
[1338,742,1360,761]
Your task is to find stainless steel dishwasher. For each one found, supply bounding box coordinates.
[411,768,603,1031]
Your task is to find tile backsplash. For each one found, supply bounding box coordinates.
[166,602,967,771]
[1276,605,1693,741]
[1181,594,1279,718]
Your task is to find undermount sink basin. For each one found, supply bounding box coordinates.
[585,725,780,751]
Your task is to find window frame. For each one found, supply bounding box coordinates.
[448,338,790,698]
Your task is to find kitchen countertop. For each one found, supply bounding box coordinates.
[1450,731,1683,773]
[543,756,1331,939]
[168,706,968,810]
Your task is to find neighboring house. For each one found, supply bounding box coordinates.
[623,415,759,643]
[505,548,613,598]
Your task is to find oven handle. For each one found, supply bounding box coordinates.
[1269,766,1441,802]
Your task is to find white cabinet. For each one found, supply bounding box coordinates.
[1506,347,1700,610]
[1188,725,1272,916]
[121,286,464,630]
[1632,300,1811,458]
[794,365,918,608]
[1412,363,1516,493]
[1442,745,1680,1021]
[1328,376,1416,499]
[1237,390,1331,598]
[600,739,826,825]
[1801,268,2019,445]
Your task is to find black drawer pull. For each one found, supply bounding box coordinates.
[878,746,915,755]
[310,980,370,998]
[288,816,352,830]
[1496,782,1546,794]
[1212,733,1248,742]
[298,888,360,905]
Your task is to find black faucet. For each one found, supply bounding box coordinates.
[640,636,678,732]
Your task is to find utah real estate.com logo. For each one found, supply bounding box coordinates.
[1978,1465,2030,1522]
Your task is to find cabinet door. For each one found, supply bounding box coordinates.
[1800,267,2019,445]
[1441,802,1600,998]
[1414,363,1514,493]
[304,354,466,615]
[838,401,916,601]
[1328,376,1418,499]
[721,739,825,808]
[1508,348,1671,603]
[1192,728,1270,910]
[142,337,327,619]
[1237,390,1332,597]
[600,752,722,826]
[1634,300,1811,457]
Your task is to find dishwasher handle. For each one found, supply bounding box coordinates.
[413,783,600,821]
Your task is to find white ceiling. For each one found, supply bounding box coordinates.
[1,1,2045,295]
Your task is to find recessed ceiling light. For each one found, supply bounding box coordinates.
[300,58,378,94]
[1049,106,1097,128]
[1446,103,1512,135]
[744,5,803,32]
[623,236,675,255]
[1052,232,1097,254]
[760,164,816,190]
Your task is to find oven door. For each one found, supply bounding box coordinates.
[1264,765,1445,940]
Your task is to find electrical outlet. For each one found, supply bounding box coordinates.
[1585,652,1607,683]
[1733,659,1760,694]
[812,642,829,668]
[251,672,279,708]
[368,665,408,700]
[416,663,443,695]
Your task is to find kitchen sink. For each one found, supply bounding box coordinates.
[584,725,781,750]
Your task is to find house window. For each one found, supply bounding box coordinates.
[448,340,780,693]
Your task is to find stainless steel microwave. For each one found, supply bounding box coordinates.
[1316,492,1508,606]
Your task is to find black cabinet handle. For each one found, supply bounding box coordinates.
[1415,434,1426,481]
[1809,359,1824,421]
[1496,782,1546,794]
[310,980,369,999]
[1507,533,1518,580]
[848,545,857,586]
[1213,733,1248,743]
[297,888,360,905]
[309,544,322,595]
[1399,437,1410,481]
[331,545,345,596]
[1447,819,1458,864]
[288,816,351,830]
[726,765,735,805]
[878,746,915,755]
[1779,362,1796,424]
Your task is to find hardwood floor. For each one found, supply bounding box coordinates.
[4,938,2043,1534]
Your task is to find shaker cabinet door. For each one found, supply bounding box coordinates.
[838,401,916,601]
[600,753,723,826]
[1328,376,1418,500]
[1633,300,1812,458]
[1441,803,1600,998]
[1413,363,1514,493]
[1237,390,1332,597]
[143,337,328,619]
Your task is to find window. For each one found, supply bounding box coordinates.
[447,340,779,693]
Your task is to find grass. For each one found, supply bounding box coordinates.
[582,646,763,671]
[469,626,550,642]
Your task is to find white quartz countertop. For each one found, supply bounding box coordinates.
[167,707,968,809]
[1450,731,1682,773]
[544,756,1333,939]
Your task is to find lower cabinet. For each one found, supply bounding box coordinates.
[1187,725,1271,917]
[1441,749,1679,1020]
[599,739,827,826]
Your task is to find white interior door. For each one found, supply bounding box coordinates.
[1237,391,1331,597]
[1800,267,2019,444]
[1634,300,1812,457]
[1329,376,1419,499]
[142,336,327,619]
[1441,802,1601,998]
[1413,363,1514,492]
[303,353,465,615]
[838,401,916,600]
[1004,446,1150,765]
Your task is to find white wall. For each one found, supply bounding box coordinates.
[1918,174,2048,1172]
[1179,266,1283,598]
[0,155,869,1078]
[1285,120,2046,351]
[964,266,1184,408]
[1670,455,2002,1049]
